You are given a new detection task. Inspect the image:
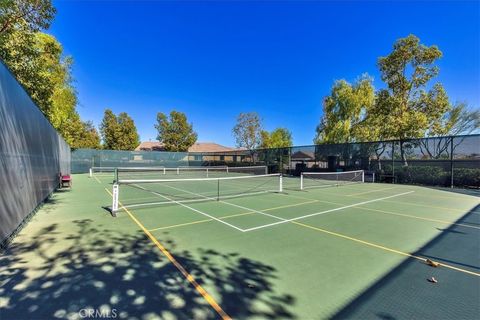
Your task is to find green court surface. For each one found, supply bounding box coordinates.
[1,173,479,319]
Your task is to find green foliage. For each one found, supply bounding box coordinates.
[0,1,57,117]
[453,168,480,187]
[1,28,54,114]
[117,112,140,150]
[100,109,117,150]
[155,111,197,152]
[260,128,293,148]
[100,109,140,150]
[0,2,97,149]
[0,0,55,36]
[313,34,474,168]
[374,34,447,140]
[232,112,262,150]
[35,33,78,133]
[64,114,101,149]
[314,75,375,144]
[396,166,449,186]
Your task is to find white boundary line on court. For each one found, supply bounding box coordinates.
[132,184,246,232]
[242,191,415,232]
[144,181,414,233]
[162,182,290,223]
[119,174,414,233]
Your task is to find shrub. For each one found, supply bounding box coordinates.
[453,168,480,188]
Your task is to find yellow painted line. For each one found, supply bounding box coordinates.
[291,221,480,277]
[408,191,480,201]
[279,192,478,230]
[261,199,319,212]
[93,175,102,184]
[369,198,480,214]
[287,188,474,215]
[148,199,319,232]
[347,187,398,197]
[104,188,231,319]
[358,206,480,230]
[291,185,480,213]
[148,211,255,232]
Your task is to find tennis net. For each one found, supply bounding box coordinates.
[111,173,282,215]
[90,166,167,178]
[300,170,364,190]
[114,165,268,180]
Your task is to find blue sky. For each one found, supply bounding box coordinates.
[50,1,479,147]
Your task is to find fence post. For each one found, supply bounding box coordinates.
[450,136,454,188]
[392,141,395,183]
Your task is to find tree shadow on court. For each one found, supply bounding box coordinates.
[331,204,480,320]
[0,219,296,320]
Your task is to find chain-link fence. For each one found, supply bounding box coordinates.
[253,135,479,188]
[72,134,479,188]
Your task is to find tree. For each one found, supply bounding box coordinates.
[232,112,262,150]
[0,1,106,150]
[64,114,101,149]
[0,0,55,36]
[77,121,101,149]
[314,75,375,144]
[155,111,197,152]
[100,109,140,150]
[429,102,480,136]
[0,1,57,117]
[1,24,86,148]
[1,29,54,114]
[374,34,448,164]
[116,112,140,150]
[35,33,78,131]
[100,109,118,150]
[260,128,293,148]
[418,103,480,159]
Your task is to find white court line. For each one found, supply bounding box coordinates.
[131,184,246,232]
[346,186,398,197]
[160,182,289,223]
[242,191,415,232]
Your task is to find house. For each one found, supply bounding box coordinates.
[135,141,249,164]
[135,141,165,151]
[135,141,236,153]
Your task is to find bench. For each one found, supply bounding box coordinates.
[60,174,72,188]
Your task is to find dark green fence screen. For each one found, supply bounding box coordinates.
[1,62,71,248]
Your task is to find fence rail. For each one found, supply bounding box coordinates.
[72,134,480,188]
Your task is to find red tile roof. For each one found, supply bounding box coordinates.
[135,141,238,153]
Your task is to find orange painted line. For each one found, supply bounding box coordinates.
[104,187,231,319]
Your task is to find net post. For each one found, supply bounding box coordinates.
[279,174,283,192]
[112,184,119,217]
[177,167,179,175]
[89,167,92,178]
[217,179,220,201]
[361,170,365,183]
[300,173,304,190]
[207,168,209,178]
[226,166,229,173]
[265,166,268,174]
[114,168,118,184]
[163,167,166,175]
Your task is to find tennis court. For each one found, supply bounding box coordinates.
[2,166,479,319]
